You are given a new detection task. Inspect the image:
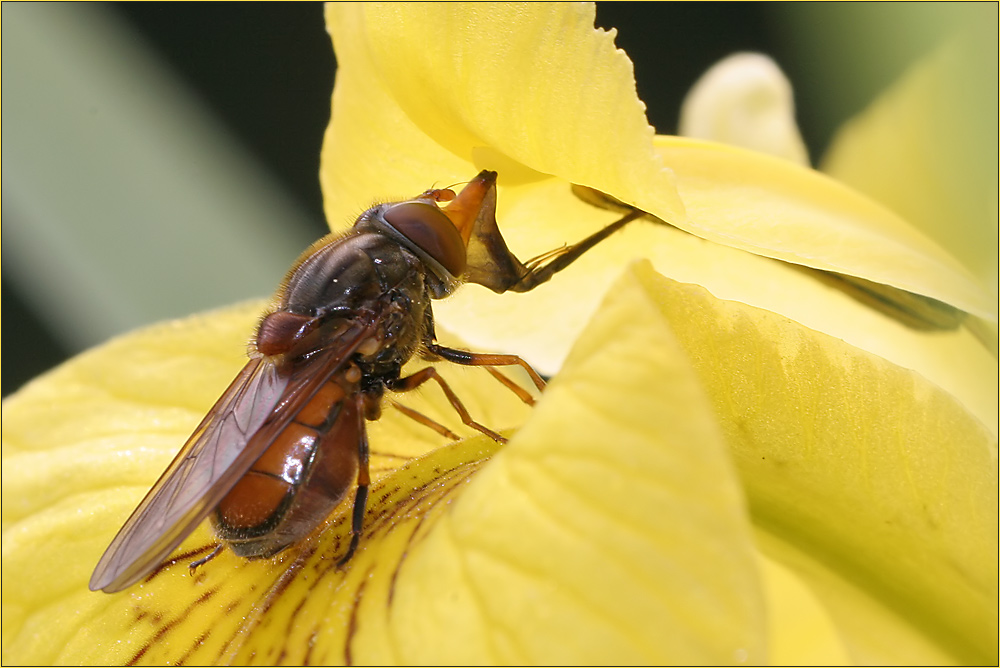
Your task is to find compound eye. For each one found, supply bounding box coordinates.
[383,201,467,277]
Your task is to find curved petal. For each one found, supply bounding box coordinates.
[321,5,994,439]
[0,302,533,664]
[657,137,993,319]
[336,258,765,664]
[321,3,684,230]
[631,262,998,665]
[433,173,997,434]
[822,31,999,300]
[2,303,269,665]
[679,52,810,165]
[323,4,991,324]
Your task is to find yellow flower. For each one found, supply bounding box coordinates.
[2,4,996,665]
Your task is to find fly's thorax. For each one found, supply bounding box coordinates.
[280,230,417,317]
[258,227,432,351]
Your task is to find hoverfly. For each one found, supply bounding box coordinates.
[89,170,642,593]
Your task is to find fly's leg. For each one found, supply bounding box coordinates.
[188,543,223,575]
[425,343,546,393]
[390,400,461,439]
[484,367,537,406]
[338,369,504,567]
[388,367,506,443]
[338,394,371,567]
[418,304,546,405]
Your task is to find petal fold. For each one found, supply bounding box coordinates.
[657,136,994,320]
[321,3,684,229]
[635,263,999,665]
[377,260,765,664]
[433,174,997,434]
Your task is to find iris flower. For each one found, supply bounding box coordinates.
[3,4,996,665]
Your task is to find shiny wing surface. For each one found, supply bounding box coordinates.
[90,318,375,592]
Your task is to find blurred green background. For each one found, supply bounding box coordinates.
[3,3,995,395]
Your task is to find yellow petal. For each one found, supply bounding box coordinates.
[756,554,851,665]
[320,3,993,437]
[322,2,990,324]
[221,260,764,664]
[660,137,997,431]
[1,302,533,664]
[657,136,993,319]
[822,28,999,300]
[679,52,810,165]
[2,303,267,665]
[434,174,997,434]
[321,3,684,229]
[633,263,998,664]
[351,257,765,664]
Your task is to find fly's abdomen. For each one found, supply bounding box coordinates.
[213,373,361,557]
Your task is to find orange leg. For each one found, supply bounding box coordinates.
[425,343,546,393]
[389,366,506,443]
[390,400,461,440]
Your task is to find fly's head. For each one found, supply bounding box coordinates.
[363,172,497,297]
[365,170,536,298]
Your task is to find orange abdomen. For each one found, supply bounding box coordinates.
[212,373,361,557]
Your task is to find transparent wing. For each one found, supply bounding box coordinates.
[90,318,375,593]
